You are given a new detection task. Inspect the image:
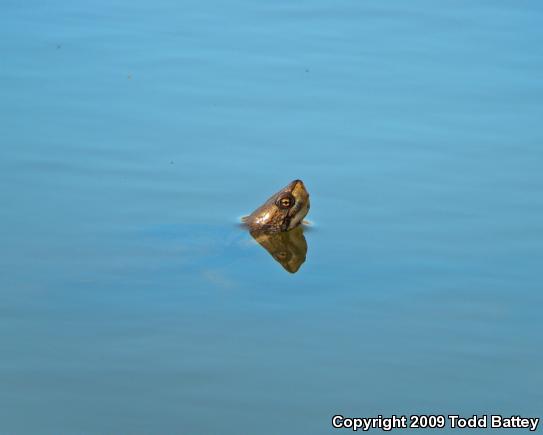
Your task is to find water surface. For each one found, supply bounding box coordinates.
[1,0,542,434]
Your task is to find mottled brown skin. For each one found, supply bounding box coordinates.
[244,180,310,234]
[251,225,307,273]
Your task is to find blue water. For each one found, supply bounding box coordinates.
[1,0,542,434]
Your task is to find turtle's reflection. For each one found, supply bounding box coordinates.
[250,225,307,273]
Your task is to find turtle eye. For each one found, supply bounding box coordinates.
[276,194,294,209]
